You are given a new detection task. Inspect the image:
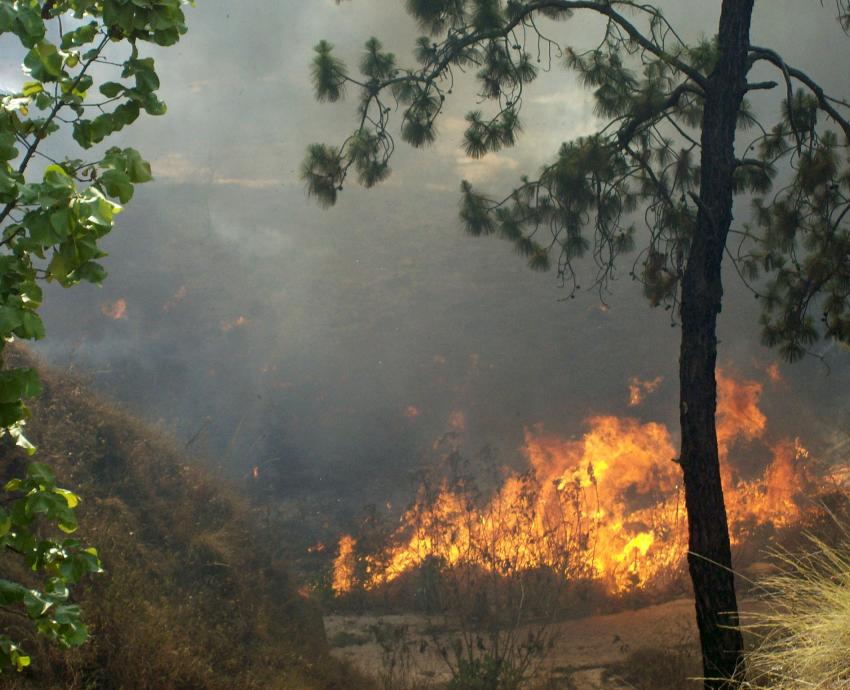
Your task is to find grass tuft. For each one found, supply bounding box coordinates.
[738,518,850,689]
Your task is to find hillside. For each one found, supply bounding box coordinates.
[0,348,363,690]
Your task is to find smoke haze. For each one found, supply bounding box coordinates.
[27,1,850,521]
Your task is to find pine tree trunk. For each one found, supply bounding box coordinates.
[680,1,754,686]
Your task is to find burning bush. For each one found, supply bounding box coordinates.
[331,370,846,606]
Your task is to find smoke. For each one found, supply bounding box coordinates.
[28,0,850,517]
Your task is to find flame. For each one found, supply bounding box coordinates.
[405,405,420,419]
[628,376,663,407]
[716,370,766,453]
[101,298,127,320]
[333,535,358,594]
[333,370,832,596]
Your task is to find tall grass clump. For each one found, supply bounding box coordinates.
[738,522,850,689]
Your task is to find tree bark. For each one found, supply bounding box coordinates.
[680,1,754,687]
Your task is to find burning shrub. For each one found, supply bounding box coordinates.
[331,370,837,605]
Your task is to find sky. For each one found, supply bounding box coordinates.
[10,1,849,523]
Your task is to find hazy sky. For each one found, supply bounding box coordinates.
[19,1,850,517]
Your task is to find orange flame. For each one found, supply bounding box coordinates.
[332,370,825,596]
[333,535,358,594]
[628,376,663,407]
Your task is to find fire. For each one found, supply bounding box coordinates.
[333,534,357,594]
[333,370,832,596]
[405,405,420,419]
[101,298,127,320]
[628,376,663,406]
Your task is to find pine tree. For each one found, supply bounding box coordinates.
[303,2,850,686]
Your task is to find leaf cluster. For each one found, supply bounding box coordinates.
[0,0,189,672]
[0,462,102,672]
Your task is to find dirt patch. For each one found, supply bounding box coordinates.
[326,597,700,689]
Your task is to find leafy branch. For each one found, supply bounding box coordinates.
[0,0,191,672]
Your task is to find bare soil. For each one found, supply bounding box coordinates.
[326,597,701,689]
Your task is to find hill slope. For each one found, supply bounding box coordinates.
[0,348,361,690]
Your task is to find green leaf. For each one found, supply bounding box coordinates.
[74,261,108,285]
[12,4,46,48]
[19,281,43,307]
[52,488,80,509]
[79,187,121,229]
[59,549,101,583]
[22,589,52,618]
[0,3,16,33]
[99,81,125,98]
[0,167,19,203]
[16,310,46,340]
[0,134,19,161]
[0,306,23,335]
[23,41,63,82]
[123,148,152,183]
[60,22,98,49]
[25,463,54,489]
[3,478,23,493]
[99,168,134,202]
[0,402,26,427]
[40,165,76,206]
[21,81,43,97]
[26,210,64,246]
[0,580,27,607]
[0,369,42,403]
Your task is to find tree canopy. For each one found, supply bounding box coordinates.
[305,1,850,361]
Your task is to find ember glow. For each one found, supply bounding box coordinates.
[332,370,834,596]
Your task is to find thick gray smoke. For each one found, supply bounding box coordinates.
[30,1,850,518]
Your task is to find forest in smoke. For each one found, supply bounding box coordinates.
[2,0,850,689]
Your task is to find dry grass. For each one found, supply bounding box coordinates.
[0,348,370,690]
[737,520,850,690]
